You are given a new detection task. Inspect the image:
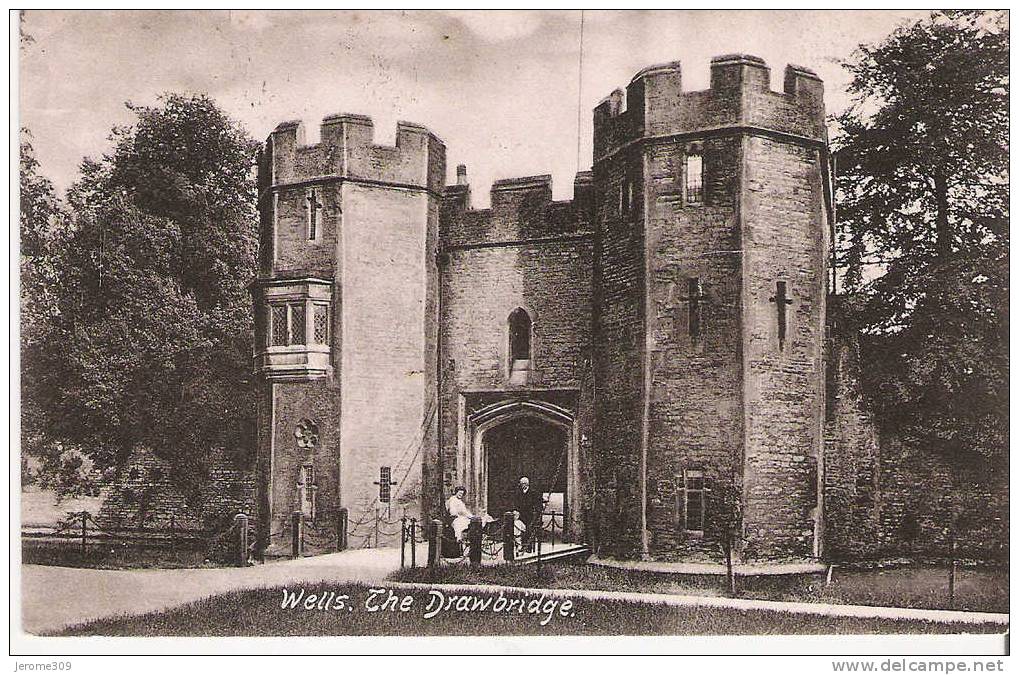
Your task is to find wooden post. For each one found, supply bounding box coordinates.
[400,516,407,568]
[80,511,87,558]
[337,507,348,552]
[503,511,516,562]
[374,505,380,549]
[468,517,483,567]
[428,518,441,569]
[410,519,417,568]
[949,538,957,609]
[291,511,303,558]
[724,538,737,597]
[235,513,249,567]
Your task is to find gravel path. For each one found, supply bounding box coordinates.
[20,549,402,634]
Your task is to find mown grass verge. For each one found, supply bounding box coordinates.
[389,561,1008,613]
[52,580,1006,637]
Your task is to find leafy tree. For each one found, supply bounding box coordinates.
[20,130,68,342]
[20,130,73,479]
[832,11,1008,470]
[23,94,260,497]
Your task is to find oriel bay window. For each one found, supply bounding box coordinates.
[269,301,329,347]
[258,277,333,380]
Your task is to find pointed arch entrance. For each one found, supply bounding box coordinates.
[462,398,580,540]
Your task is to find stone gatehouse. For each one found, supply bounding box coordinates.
[249,54,1006,563]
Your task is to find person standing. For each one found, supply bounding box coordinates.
[512,476,542,552]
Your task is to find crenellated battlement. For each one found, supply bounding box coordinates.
[440,169,594,248]
[267,114,446,192]
[593,55,825,161]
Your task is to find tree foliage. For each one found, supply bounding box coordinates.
[832,11,1008,469]
[22,94,260,496]
[21,130,74,487]
[20,131,69,343]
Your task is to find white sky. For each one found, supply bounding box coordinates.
[19,10,928,206]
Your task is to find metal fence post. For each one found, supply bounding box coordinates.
[503,511,516,562]
[235,513,249,567]
[468,517,483,567]
[291,511,303,558]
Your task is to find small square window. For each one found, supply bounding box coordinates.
[378,466,393,503]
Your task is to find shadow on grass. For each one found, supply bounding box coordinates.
[22,540,211,570]
[388,561,1009,613]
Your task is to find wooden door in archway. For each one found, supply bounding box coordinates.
[483,416,568,519]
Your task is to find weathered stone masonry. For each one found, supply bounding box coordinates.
[252,115,443,553]
[589,56,827,561]
[247,54,999,563]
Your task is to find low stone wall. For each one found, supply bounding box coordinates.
[97,446,256,533]
[824,330,1008,562]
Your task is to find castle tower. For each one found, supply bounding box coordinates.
[253,114,445,553]
[591,56,828,561]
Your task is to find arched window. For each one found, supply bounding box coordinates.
[685,152,704,204]
[508,308,532,364]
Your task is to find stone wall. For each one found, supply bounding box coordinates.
[437,173,594,528]
[267,381,342,552]
[590,55,827,561]
[97,446,256,532]
[338,182,437,544]
[875,440,1008,560]
[822,330,882,559]
[824,328,1008,561]
[591,146,646,558]
[255,115,444,552]
[643,137,743,561]
[740,132,827,561]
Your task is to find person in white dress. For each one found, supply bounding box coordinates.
[445,486,473,541]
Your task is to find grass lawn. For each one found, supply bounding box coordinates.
[52,581,1006,637]
[389,561,1008,613]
